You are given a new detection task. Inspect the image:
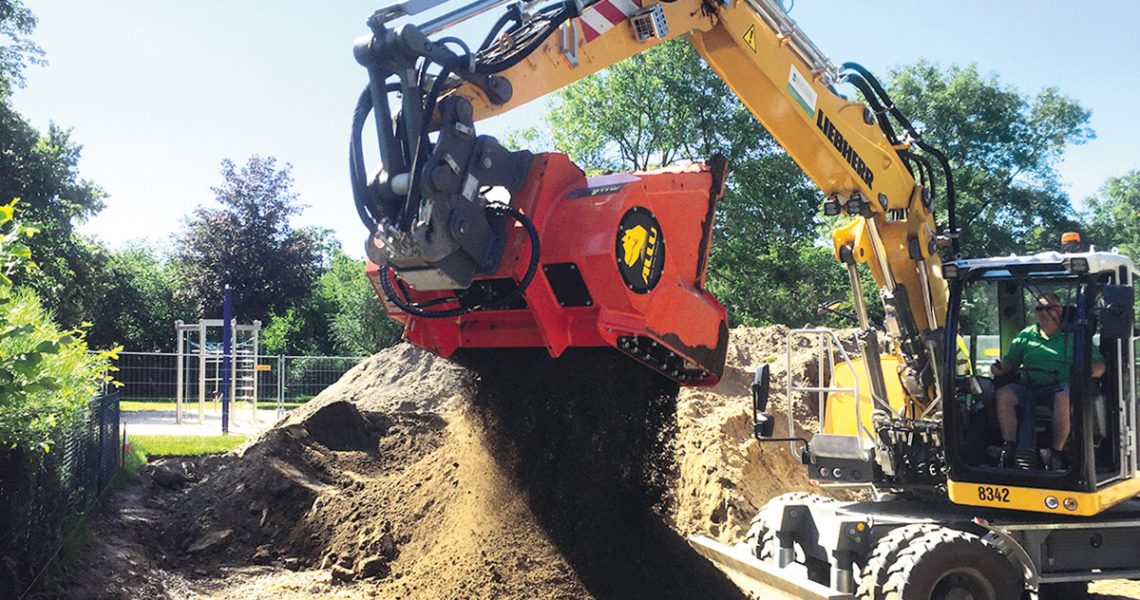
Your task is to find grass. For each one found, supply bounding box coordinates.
[120,399,306,412]
[128,434,248,457]
[112,442,148,487]
[111,433,244,488]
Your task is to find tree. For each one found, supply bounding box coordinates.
[0,201,115,453]
[535,40,848,326]
[0,1,106,328]
[260,251,403,356]
[319,251,403,355]
[887,61,1092,257]
[531,44,1095,326]
[84,243,192,351]
[0,0,44,94]
[1084,170,1140,263]
[174,156,324,325]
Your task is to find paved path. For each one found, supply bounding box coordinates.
[121,406,283,436]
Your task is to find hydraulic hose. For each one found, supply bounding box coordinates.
[841,62,918,137]
[840,62,960,255]
[378,205,541,318]
[350,85,401,231]
[474,4,574,74]
[914,140,959,256]
[837,71,900,146]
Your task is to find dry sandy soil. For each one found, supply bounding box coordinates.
[34,327,1140,599]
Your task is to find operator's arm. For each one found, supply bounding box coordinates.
[992,333,1026,377]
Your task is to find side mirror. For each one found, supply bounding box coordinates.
[1099,285,1134,339]
[752,364,771,412]
[754,412,776,438]
[752,364,774,439]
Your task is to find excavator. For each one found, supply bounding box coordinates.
[349,0,1140,597]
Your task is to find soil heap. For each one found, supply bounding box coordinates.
[52,326,853,599]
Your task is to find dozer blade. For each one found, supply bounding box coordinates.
[368,152,730,385]
[688,535,855,600]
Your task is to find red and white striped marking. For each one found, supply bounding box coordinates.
[579,0,643,42]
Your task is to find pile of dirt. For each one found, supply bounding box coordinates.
[670,326,856,542]
[45,327,865,599]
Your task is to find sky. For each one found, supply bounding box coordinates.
[12,0,1140,258]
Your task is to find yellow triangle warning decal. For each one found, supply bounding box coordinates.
[742,25,756,52]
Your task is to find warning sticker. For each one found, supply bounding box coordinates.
[787,64,818,116]
[742,25,757,52]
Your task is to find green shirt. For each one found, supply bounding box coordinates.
[1003,324,1104,385]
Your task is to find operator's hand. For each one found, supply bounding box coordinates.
[991,359,1012,377]
[1092,360,1107,378]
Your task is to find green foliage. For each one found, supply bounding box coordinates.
[84,243,192,351]
[174,156,324,325]
[261,250,403,356]
[538,40,845,325]
[887,61,1092,256]
[261,303,332,356]
[318,251,403,355]
[531,43,1094,326]
[0,0,44,95]
[1083,170,1140,263]
[0,106,107,328]
[0,200,117,453]
[0,2,108,332]
[548,40,774,173]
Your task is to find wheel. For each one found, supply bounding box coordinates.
[857,523,941,600]
[882,528,1021,600]
[750,493,837,586]
[1037,581,1088,600]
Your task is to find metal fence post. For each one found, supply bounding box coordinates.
[175,324,184,424]
[277,354,285,419]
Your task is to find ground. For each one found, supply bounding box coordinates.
[33,328,1140,599]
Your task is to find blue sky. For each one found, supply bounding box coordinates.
[13,0,1139,257]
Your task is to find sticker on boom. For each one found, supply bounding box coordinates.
[616,207,665,294]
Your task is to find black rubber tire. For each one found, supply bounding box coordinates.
[856,523,941,600]
[1038,581,1089,600]
[882,528,1022,600]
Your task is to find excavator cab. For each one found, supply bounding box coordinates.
[942,249,1139,515]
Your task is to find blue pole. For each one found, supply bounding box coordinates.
[221,285,233,435]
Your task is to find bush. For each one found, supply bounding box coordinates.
[0,199,117,453]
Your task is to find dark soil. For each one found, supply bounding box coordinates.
[461,347,747,600]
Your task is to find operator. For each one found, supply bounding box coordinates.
[991,293,1105,470]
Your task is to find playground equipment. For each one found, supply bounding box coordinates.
[174,319,262,425]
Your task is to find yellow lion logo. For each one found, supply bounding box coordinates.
[621,225,648,269]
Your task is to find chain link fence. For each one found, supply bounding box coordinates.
[113,352,366,417]
[0,392,121,595]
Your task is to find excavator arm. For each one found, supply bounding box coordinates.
[351,0,955,401]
